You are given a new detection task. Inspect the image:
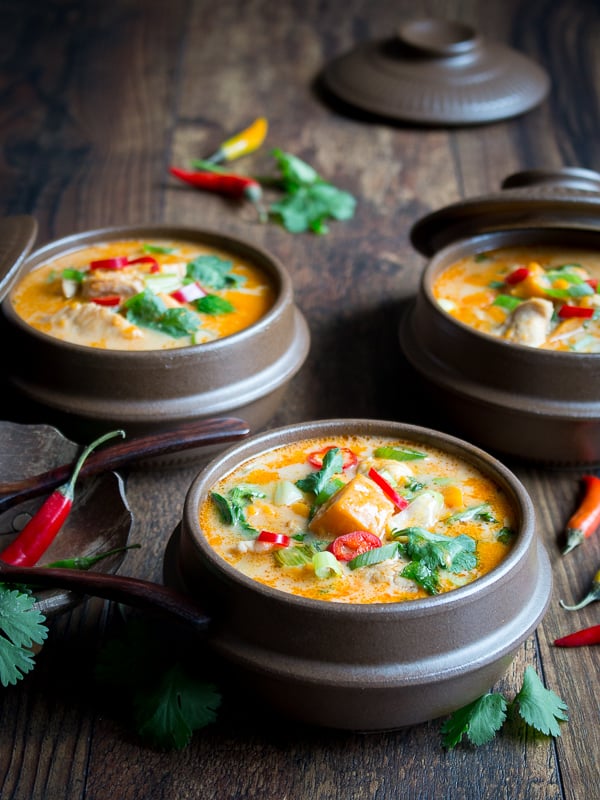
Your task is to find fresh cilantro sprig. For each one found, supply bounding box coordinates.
[0,585,48,687]
[296,447,344,511]
[211,486,265,535]
[441,667,568,748]
[267,149,356,234]
[95,618,221,751]
[124,289,200,338]
[392,527,477,595]
[185,254,245,289]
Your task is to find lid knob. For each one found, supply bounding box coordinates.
[396,18,480,58]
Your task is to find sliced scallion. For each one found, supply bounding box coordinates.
[313,550,344,578]
[373,446,427,462]
[348,542,400,570]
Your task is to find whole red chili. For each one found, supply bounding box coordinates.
[169,166,262,202]
[0,429,125,567]
[554,623,600,647]
[563,474,600,554]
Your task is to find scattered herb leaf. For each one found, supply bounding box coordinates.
[514,666,569,737]
[0,586,48,687]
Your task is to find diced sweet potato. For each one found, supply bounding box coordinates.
[308,473,395,539]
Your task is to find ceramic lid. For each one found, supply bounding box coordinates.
[321,18,550,126]
[0,215,37,301]
[410,167,600,256]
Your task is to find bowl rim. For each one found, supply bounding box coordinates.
[180,417,537,617]
[3,222,294,358]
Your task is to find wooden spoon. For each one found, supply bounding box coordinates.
[0,559,211,631]
[0,416,249,512]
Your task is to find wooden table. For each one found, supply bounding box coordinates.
[0,1,599,798]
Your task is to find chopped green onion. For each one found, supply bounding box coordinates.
[373,446,427,462]
[273,480,304,506]
[313,550,344,578]
[492,294,522,311]
[144,274,182,293]
[274,544,316,567]
[62,268,86,282]
[348,542,400,570]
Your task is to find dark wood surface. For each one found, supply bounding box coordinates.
[1,1,599,798]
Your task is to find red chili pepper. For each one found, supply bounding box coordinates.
[169,166,262,202]
[89,255,160,272]
[554,623,600,647]
[307,447,358,471]
[586,278,599,291]
[558,305,594,319]
[328,531,381,562]
[367,467,409,511]
[505,266,530,285]
[563,474,600,554]
[170,282,206,304]
[91,295,122,307]
[0,430,125,567]
[257,530,290,547]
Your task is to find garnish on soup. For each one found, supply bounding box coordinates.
[10,239,275,350]
[200,435,516,603]
[433,245,600,351]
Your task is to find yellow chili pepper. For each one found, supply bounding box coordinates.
[206,117,268,164]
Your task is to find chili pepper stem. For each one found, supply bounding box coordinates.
[44,543,140,571]
[61,430,126,501]
[563,527,585,554]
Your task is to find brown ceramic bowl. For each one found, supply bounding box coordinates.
[400,169,600,467]
[164,418,551,732]
[0,222,310,456]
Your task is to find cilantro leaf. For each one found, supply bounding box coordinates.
[196,294,235,315]
[268,150,356,235]
[296,448,344,497]
[0,586,48,687]
[514,666,569,736]
[441,693,508,748]
[211,486,264,535]
[444,503,496,524]
[185,255,244,289]
[124,289,200,337]
[134,663,221,750]
[394,527,477,593]
[95,619,221,751]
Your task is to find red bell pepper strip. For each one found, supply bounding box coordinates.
[563,474,600,554]
[558,305,594,319]
[169,166,263,202]
[328,531,381,562]
[367,467,409,511]
[554,623,600,647]
[559,567,600,610]
[307,447,357,471]
[91,295,122,306]
[0,430,125,567]
[505,266,530,285]
[257,530,290,547]
[586,278,599,291]
[170,282,206,304]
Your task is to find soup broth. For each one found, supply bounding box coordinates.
[433,245,600,351]
[200,435,516,603]
[11,239,275,350]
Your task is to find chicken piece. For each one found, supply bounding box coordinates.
[308,473,395,540]
[81,270,145,300]
[388,490,444,533]
[50,302,143,341]
[502,297,553,347]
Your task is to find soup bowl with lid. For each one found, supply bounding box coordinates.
[0,218,310,460]
[164,418,551,732]
[399,168,600,467]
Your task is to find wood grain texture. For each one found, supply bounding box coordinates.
[0,0,599,798]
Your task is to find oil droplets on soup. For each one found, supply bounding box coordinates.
[200,434,516,604]
[433,244,600,351]
[10,239,276,350]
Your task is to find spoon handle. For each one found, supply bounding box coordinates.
[0,416,249,512]
[0,562,211,631]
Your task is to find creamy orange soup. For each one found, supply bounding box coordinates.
[11,239,275,350]
[200,435,516,603]
[433,245,600,351]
